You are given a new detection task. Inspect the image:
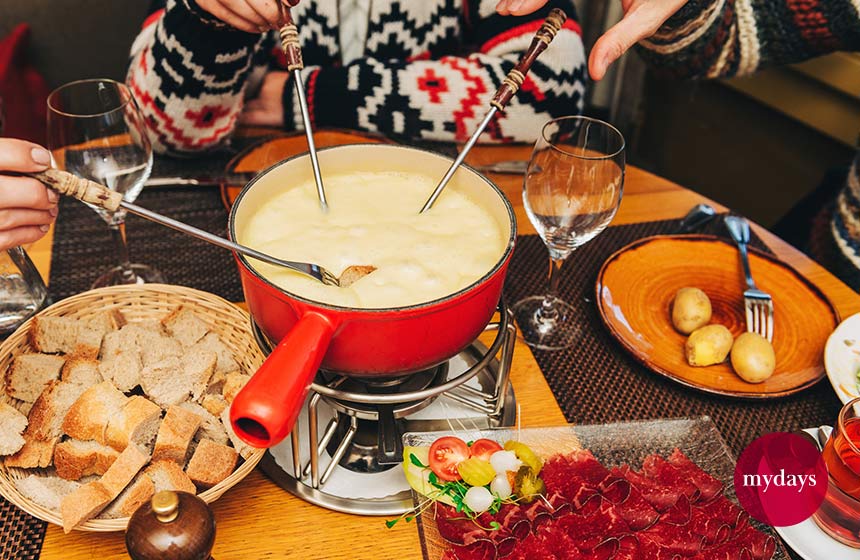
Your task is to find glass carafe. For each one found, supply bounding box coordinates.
[0,246,47,337]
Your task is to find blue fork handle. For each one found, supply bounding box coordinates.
[724,215,756,290]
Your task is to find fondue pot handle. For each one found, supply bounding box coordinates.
[490,8,567,111]
[28,169,123,212]
[230,312,335,447]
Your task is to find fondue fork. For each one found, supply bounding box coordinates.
[419,8,567,213]
[278,1,328,211]
[28,169,375,287]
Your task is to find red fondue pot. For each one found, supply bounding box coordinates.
[229,144,516,448]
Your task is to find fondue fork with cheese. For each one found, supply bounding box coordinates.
[237,171,505,309]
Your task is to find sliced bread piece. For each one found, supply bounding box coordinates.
[97,443,150,498]
[105,396,162,451]
[75,310,125,359]
[99,328,138,362]
[100,472,154,519]
[151,405,201,465]
[121,317,165,334]
[60,358,102,387]
[184,349,216,402]
[14,474,81,511]
[220,405,255,460]
[186,439,238,489]
[138,331,183,368]
[6,353,65,404]
[161,306,209,347]
[29,316,78,354]
[139,356,189,407]
[143,460,196,494]
[201,394,228,417]
[54,439,121,480]
[0,402,28,455]
[222,372,251,404]
[60,442,150,531]
[99,351,143,393]
[60,481,113,532]
[178,402,227,445]
[192,332,238,375]
[6,380,90,468]
[205,370,229,396]
[61,381,128,444]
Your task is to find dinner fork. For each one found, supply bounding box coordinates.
[724,214,774,342]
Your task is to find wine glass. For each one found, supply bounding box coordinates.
[46,78,165,288]
[513,116,625,350]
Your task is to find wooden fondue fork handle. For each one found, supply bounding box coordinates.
[490,8,567,111]
[30,169,123,212]
[419,8,567,213]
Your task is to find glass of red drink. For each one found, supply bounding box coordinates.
[813,397,860,547]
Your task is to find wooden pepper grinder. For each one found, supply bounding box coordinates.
[126,491,216,560]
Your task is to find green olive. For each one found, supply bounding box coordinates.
[685,324,733,366]
[731,332,776,383]
[671,287,712,334]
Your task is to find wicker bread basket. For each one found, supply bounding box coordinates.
[0,284,266,532]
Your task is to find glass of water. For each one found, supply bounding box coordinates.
[47,79,164,288]
[513,116,625,350]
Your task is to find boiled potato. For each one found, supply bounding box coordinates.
[685,325,732,366]
[731,332,776,383]
[671,287,712,334]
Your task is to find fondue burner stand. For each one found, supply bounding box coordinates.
[253,304,518,516]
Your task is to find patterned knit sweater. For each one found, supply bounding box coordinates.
[635,0,860,281]
[127,0,586,155]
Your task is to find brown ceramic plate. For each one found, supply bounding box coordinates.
[220,128,392,210]
[596,234,839,398]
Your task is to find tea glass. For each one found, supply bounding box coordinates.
[812,397,860,547]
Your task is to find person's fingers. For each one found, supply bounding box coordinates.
[197,0,262,33]
[226,0,269,27]
[0,139,51,173]
[0,225,49,251]
[496,0,551,16]
[0,176,59,210]
[245,0,281,28]
[239,102,279,126]
[588,1,682,80]
[0,208,55,231]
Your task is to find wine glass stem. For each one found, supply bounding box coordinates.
[538,256,566,322]
[109,220,137,283]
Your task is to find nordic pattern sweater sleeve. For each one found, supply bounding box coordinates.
[634,0,860,79]
[128,0,586,154]
[127,0,269,154]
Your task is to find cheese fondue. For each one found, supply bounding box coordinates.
[238,171,506,308]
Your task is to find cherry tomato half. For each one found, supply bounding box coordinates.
[469,438,503,461]
[428,436,470,481]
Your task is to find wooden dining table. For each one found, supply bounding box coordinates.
[25,142,860,559]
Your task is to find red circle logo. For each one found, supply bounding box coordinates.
[734,432,828,527]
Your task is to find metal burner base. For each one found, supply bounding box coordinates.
[256,305,517,516]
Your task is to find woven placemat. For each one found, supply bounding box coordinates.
[0,500,46,560]
[48,185,243,303]
[501,218,843,457]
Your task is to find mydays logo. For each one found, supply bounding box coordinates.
[734,433,828,527]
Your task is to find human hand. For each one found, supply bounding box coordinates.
[495,0,688,81]
[240,70,289,127]
[196,0,300,34]
[0,138,58,250]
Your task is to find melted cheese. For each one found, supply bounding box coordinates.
[238,171,506,308]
